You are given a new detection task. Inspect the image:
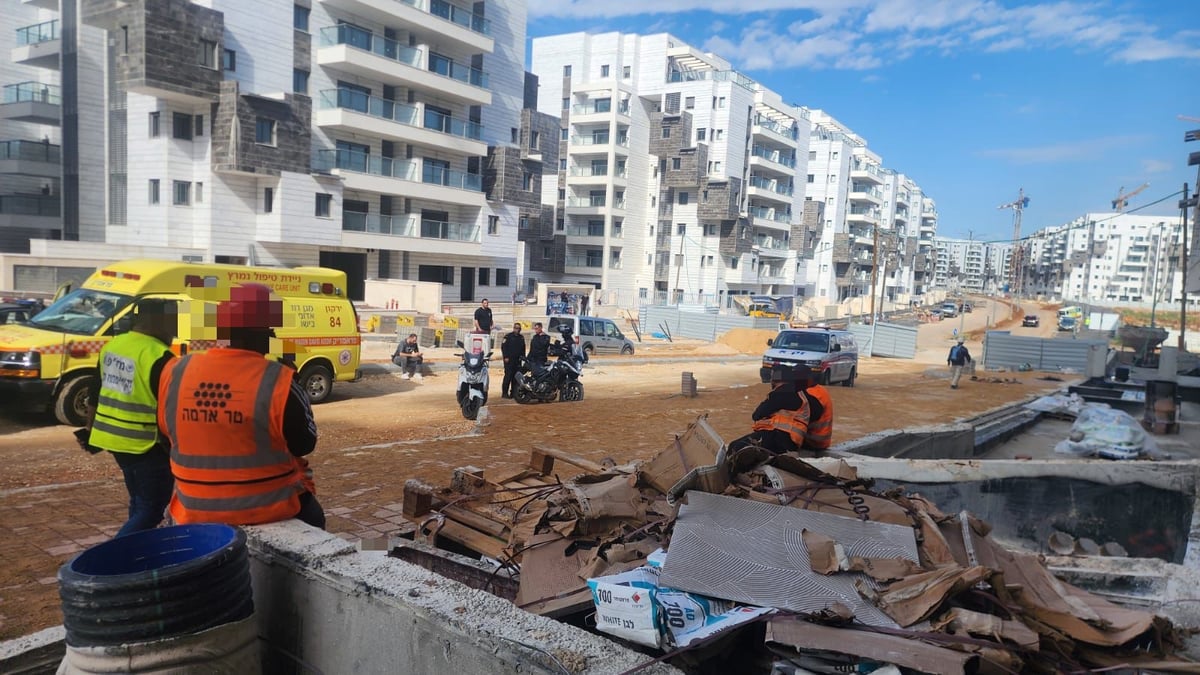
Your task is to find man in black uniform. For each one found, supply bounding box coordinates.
[500,323,526,398]
[473,298,493,333]
[527,322,551,375]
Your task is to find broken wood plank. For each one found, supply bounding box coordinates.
[429,519,509,561]
[766,619,979,675]
[403,481,433,518]
[531,445,607,475]
[528,448,556,475]
[441,504,509,539]
[518,587,594,619]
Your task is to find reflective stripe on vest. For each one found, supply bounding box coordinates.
[160,350,303,525]
[89,331,171,454]
[752,394,810,447]
[804,385,834,451]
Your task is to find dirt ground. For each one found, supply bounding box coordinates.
[0,297,1067,640]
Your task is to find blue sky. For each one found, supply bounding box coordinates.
[526,0,1200,243]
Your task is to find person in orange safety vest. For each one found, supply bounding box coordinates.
[729,364,811,455]
[157,283,325,528]
[795,365,833,452]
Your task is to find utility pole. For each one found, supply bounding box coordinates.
[869,223,879,322]
[673,235,684,306]
[1082,217,1096,305]
[1182,182,1191,351]
[959,231,971,338]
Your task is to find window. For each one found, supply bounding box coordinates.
[717,96,726,108]
[672,157,681,170]
[172,112,192,140]
[557,188,565,200]
[662,126,670,139]
[173,180,191,205]
[560,128,568,140]
[485,215,499,235]
[704,224,717,236]
[593,97,611,113]
[677,224,686,235]
[556,218,564,231]
[148,112,160,137]
[255,117,276,145]
[193,115,204,137]
[730,257,738,269]
[829,174,837,183]
[198,40,217,69]
[510,127,519,143]
[478,268,490,286]
[831,151,839,159]
[293,4,309,31]
[293,69,309,94]
[561,97,569,110]
[148,179,160,204]
[809,150,816,160]
[678,192,689,205]
[623,65,631,78]
[714,129,724,140]
[559,158,567,170]
[807,174,815,183]
[600,64,610,77]
[696,128,705,141]
[195,182,204,203]
[418,265,454,284]
[496,269,509,286]
[223,48,236,72]
[522,172,533,191]
[563,65,572,77]
[315,193,332,217]
[712,161,722,173]
[519,215,530,229]
[612,221,622,237]
[685,96,695,109]
[264,187,274,213]
[674,254,684,266]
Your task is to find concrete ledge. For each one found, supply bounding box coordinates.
[245,522,676,674]
[833,423,976,459]
[0,626,65,674]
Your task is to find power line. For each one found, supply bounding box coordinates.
[972,190,1185,246]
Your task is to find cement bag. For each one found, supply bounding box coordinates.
[1053,404,1153,460]
[58,614,260,674]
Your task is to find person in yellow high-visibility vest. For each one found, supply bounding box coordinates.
[82,298,178,538]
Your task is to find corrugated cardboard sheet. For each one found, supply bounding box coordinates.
[660,491,919,627]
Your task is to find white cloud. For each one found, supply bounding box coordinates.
[971,72,982,81]
[1142,159,1173,174]
[529,0,1200,71]
[979,135,1145,164]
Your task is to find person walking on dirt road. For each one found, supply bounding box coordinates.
[947,338,973,389]
[83,298,178,538]
[500,323,525,398]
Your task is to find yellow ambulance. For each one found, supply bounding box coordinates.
[0,259,361,425]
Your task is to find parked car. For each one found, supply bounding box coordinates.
[940,302,958,318]
[1022,314,1040,327]
[962,302,974,313]
[761,328,859,387]
[546,315,635,355]
[1058,316,1077,332]
[0,301,41,325]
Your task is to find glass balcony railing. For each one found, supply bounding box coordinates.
[851,162,883,178]
[748,175,793,196]
[750,145,795,168]
[754,236,788,250]
[419,218,480,241]
[318,89,483,140]
[342,212,480,242]
[313,148,418,180]
[850,184,883,199]
[318,25,421,67]
[749,206,789,223]
[567,225,606,237]
[428,0,491,36]
[572,103,612,115]
[848,206,878,218]
[0,140,61,162]
[565,255,604,268]
[566,196,607,208]
[609,259,622,270]
[422,163,483,191]
[0,194,60,216]
[16,20,58,46]
[570,135,629,147]
[3,82,61,105]
[568,166,626,178]
[429,53,488,88]
[752,115,796,140]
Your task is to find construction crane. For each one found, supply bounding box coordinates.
[998,188,1030,297]
[1111,183,1149,212]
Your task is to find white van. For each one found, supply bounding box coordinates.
[760,328,859,386]
[546,315,636,355]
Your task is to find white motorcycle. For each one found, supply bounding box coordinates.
[455,335,492,420]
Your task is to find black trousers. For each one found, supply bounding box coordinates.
[728,429,797,455]
[502,362,521,396]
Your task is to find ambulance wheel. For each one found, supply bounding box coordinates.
[55,374,94,426]
[298,363,333,404]
[843,367,856,388]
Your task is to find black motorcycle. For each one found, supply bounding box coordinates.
[513,335,584,404]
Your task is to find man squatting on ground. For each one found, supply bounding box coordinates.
[157,283,325,529]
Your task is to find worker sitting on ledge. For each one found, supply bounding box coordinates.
[729,364,811,455]
[795,365,833,452]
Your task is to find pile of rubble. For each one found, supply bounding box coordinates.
[401,416,1197,673]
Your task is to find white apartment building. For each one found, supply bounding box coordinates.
[932,237,1012,294]
[10,0,529,302]
[1,1,107,260]
[532,32,941,311]
[1021,212,1188,305]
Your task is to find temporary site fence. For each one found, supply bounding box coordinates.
[982,331,1109,372]
[639,305,780,342]
[847,321,918,359]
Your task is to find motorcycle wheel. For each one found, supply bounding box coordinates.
[514,387,533,405]
[461,397,481,420]
[561,381,584,402]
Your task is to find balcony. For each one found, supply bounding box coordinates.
[846,206,879,225]
[754,234,790,257]
[850,161,884,184]
[566,224,607,240]
[747,175,793,204]
[317,0,493,53]
[0,193,60,230]
[0,140,61,177]
[848,184,883,205]
[751,115,797,146]
[316,25,490,106]
[0,82,60,125]
[315,89,486,156]
[340,212,481,255]
[896,191,910,205]
[749,205,790,230]
[566,165,626,185]
[749,145,795,173]
[569,134,630,154]
[314,148,486,207]
[565,195,625,215]
[564,254,605,274]
[13,20,60,69]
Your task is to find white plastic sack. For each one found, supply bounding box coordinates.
[1025,393,1086,416]
[1053,403,1156,460]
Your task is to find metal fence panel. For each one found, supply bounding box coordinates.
[639,306,780,342]
[983,332,1108,372]
[847,322,918,359]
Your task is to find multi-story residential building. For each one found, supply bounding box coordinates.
[1019,213,1186,304]
[12,0,530,302]
[0,1,107,254]
[932,237,1012,293]
[532,32,937,311]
